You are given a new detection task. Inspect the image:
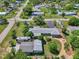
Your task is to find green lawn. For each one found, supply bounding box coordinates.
[0,22,26,47]
[0,8,5,12]
[44,36,61,56]
[0,10,17,19]
[5,10,17,19]
[0,25,7,33]
[16,22,26,36]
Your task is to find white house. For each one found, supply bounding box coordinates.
[32,11,44,16]
[0,12,7,16]
[16,37,31,42]
[15,39,43,54]
[74,4,79,8]
[57,10,76,16]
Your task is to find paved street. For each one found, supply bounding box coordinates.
[0,0,29,44]
[0,20,15,43]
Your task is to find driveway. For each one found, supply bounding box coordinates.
[57,38,73,59]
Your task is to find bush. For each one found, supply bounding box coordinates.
[48,40,61,55]
[64,4,74,10]
[73,51,79,59]
[11,39,16,47]
[69,17,79,26]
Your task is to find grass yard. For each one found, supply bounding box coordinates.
[0,8,5,12]
[44,36,62,57]
[16,22,26,36]
[0,22,26,47]
[5,10,17,19]
[0,25,7,33]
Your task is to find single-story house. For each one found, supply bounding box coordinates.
[16,0,21,4]
[16,37,31,42]
[0,19,4,24]
[20,42,33,53]
[0,12,7,16]
[67,26,79,34]
[74,4,79,8]
[10,3,17,9]
[57,10,77,16]
[34,4,45,11]
[29,27,61,37]
[34,5,44,9]
[15,39,43,54]
[33,39,42,53]
[32,11,44,16]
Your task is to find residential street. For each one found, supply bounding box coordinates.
[0,0,29,44]
[0,20,15,43]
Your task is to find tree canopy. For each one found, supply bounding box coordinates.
[73,51,79,59]
[69,17,79,26]
[4,50,32,59]
[64,4,74,10]
[48,40,61,55]
[33,16,45,26]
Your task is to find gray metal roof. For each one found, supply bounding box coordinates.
[18,40,43,53]
[20,42,33,52]
[32,11,44,15]
[68,26,79,31]
[16,37,31,41]
[46,21,55,28]
[29,27,60,35]
[0,12,7,15]
[33,39,42,51]
[0,19,4,24]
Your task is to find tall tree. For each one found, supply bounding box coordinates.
[4,1,9,7]
[33,16,45,26]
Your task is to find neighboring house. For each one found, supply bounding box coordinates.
[29,27,61,37]
[34,4,45,11]
[0,12,7,16]
[20,42,33,53]
[67,26,79,34]
[32,11,44,16]
[10,3,17,9]
[16,37,31,42]
[55,4,61,9]
[74,4,79,8]
[16,0,21,4]
[34,5,43,9]
[57,10,77,16]
[33,40,42,53]
[15,39,43,54]
[0,19,4,24]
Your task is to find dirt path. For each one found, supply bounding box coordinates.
[57,38,73,59]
